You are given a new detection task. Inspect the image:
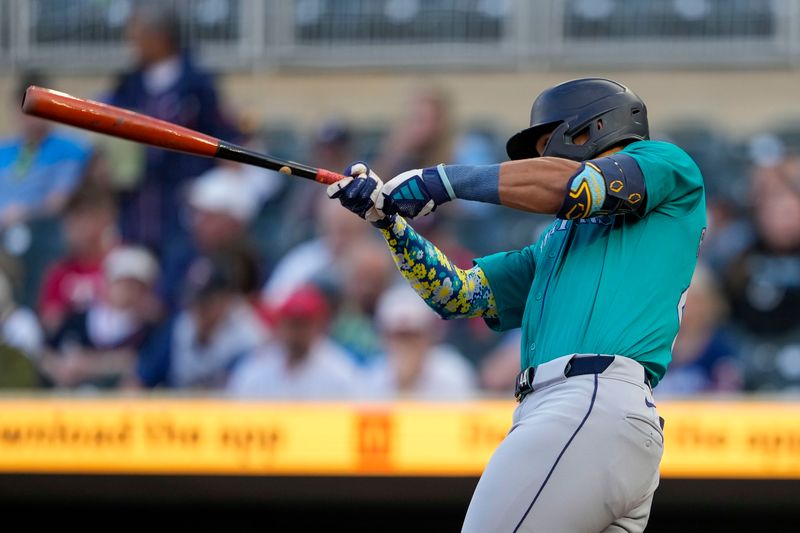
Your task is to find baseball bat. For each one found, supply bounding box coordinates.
[21,86,347,185]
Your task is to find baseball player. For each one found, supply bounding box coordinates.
[328,78,706,532]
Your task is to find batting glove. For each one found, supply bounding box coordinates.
[327,161,391,226]
[379,165,455,219]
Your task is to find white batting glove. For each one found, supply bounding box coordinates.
[326,162,389,224]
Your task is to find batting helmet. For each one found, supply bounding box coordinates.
[506,78,649,162]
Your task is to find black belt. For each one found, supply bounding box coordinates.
[514,355,615,402]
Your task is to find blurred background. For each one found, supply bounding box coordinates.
[0,0,799,530]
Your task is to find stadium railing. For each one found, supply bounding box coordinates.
[1,0,799,72]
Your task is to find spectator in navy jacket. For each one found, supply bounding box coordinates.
[107,3,238,256]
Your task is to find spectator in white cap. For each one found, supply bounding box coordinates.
[41,245,163,389]
[188,165,262,247]
[160,165,265,310]
[363,284,478,400]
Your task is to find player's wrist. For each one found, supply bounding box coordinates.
[421,164,456,205]
[370,214,396,229]
[438,163,501,204]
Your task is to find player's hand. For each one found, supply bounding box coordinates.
[379,166,454,219]
[327,161,390,225]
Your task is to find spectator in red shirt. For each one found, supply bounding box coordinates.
[38,186,119,334]
[41,246,161,389]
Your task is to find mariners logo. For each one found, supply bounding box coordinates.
[561,163,606,219]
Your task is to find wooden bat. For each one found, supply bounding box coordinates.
[21,85,347,185]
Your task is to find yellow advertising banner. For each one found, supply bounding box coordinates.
[0,398,799,478]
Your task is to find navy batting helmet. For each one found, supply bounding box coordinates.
[506,78,649,162]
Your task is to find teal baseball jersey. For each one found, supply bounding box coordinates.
[475,140,706,386]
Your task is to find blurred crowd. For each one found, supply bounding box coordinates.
[1,4,799,399]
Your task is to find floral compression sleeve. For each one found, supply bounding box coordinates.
[378,216,498,320]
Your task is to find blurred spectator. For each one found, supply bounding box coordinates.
[232,115,287,209]
[724,155,800,337]
[0,263,44,359]
[0,72,90,229]
[38,186,119,335]
[108,2,238,255]
[657,263,743,396]
[227,284,361,399]
[449,124,538,257]
[88,136,144,192]
[375,86,453,177]
[479,331,522,395]
[262,192,373,305]
[138,252,267,389]
[235,117,295,270]
[696,133,773,276]
[270,119,357,257]
[160,165,264,309]
[415,209,500,364]
[453,126,501,167]
[189,167,259,250]
[702,194,755,277]
[363,285,478,399]
[0,259,42,389]
[0,343,39,389]
[723,154,800,390]
[312,119,355,173]
[41,246,161,389]
[330,239,398,364]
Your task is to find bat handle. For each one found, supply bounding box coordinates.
[216,141,347,185]
[315,168,349,186]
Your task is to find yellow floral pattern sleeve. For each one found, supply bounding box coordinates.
[379,216,498,320]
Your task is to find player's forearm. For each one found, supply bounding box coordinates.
[378,216,497,320]
[439,158,578,213]
[497,158,579,213]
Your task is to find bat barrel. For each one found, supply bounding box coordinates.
[21,85,347,186]
[22,85,220,157]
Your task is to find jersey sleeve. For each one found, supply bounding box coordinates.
[473,245,536,332]
[623,140,705,217]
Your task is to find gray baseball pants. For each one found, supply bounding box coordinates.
[462,354,664,533]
